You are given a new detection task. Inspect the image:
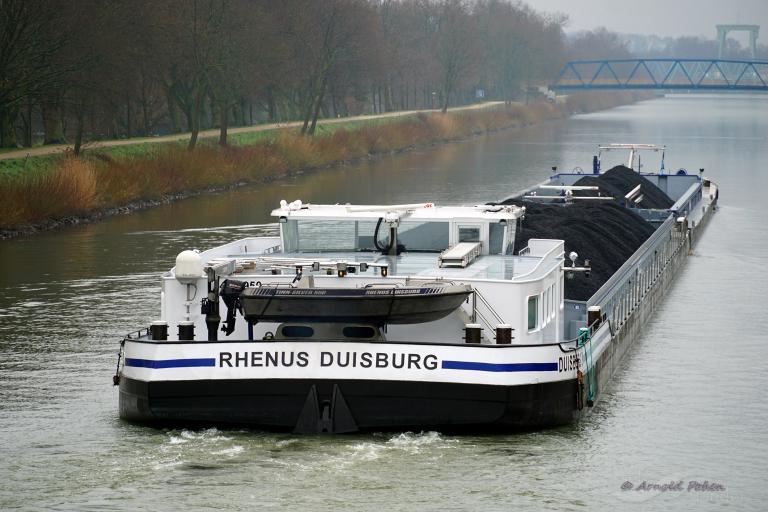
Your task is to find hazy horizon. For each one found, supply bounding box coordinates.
[532,0,768,41]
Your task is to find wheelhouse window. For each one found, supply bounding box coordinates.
[294,219,377,252]
[489,222,504,254]
[458,225,481,243]
[527,295,539,331]
[397,221,449,251]
[283,219,450,253]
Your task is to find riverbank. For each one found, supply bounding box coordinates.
[0,91,649,239]
[0,102,506,162]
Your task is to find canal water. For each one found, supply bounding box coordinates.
[1,94,766,511]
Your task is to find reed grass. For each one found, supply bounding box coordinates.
[0,93,649,230]
[0,157,97,227]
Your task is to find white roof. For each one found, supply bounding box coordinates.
[271,201,524,222]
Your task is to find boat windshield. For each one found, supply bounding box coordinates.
[282,219,450,253]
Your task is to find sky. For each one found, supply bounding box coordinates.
[530,0,768,40]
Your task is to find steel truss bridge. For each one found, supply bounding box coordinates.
[550,58,768,92]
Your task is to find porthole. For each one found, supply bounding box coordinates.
[342,326,376,339]
[281,325,314,338]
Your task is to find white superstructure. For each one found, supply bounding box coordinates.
[159,201,567,346]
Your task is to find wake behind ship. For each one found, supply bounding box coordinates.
[115,144,718,433]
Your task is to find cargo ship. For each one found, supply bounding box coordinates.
[115,144,718,433]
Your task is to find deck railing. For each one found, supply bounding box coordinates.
[471,288,506,338]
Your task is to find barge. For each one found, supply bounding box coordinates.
[115,144,718,433]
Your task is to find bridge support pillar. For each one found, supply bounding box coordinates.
[717,24,760,59]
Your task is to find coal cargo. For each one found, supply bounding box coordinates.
[572,165,675,209]
[508,201,656,301]
[492,164,677,300]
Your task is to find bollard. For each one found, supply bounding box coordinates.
[495,324,513,344]
[150,320,168,341]
[178,321,195,341]
[464,323,482,344]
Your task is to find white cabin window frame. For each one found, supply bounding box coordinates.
[527,294,539,332]
[549,284,555,320]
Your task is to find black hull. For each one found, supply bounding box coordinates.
[120,376,579,433]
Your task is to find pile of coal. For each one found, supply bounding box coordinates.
[509,201,656,301]
[572,165,674,209]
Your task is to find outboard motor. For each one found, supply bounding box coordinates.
[201,274,221,341]
[220,279,247,336]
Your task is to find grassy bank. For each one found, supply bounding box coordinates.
[0,91,647,233]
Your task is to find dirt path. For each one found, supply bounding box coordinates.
[0,101,505,161]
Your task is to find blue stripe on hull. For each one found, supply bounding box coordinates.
[441,361,558,372]
[124,358,556,372]
[125,358,216,369]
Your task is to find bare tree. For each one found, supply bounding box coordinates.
[435,0,476,112]
[1,0,579,149]
[149,0,229,150]
[568,27,632,60]
[0,0,69,147]
[281,0,377,135]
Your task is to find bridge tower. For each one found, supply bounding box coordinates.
[717,24,760,59]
